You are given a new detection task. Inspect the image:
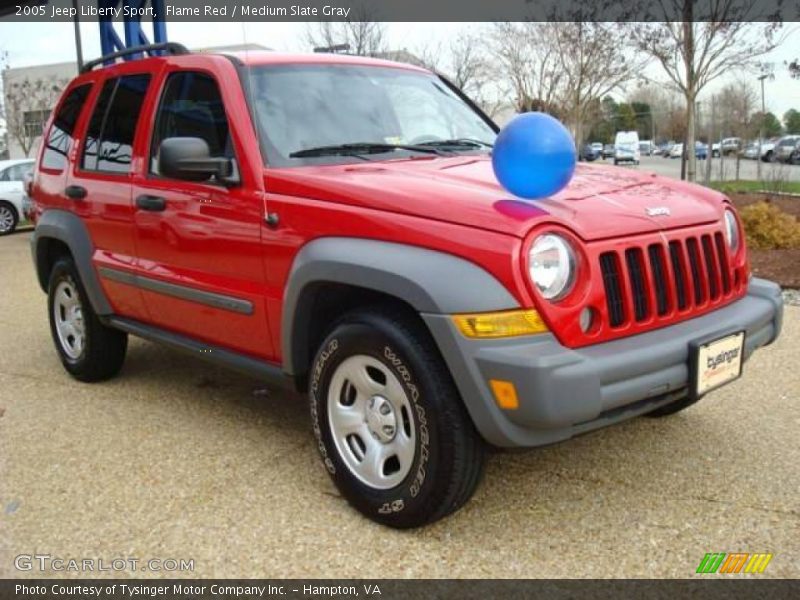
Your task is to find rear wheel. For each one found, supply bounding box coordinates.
[0,202,18,235]
[309,307,486,528]
[48,257,128,382]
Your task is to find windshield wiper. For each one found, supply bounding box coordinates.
[289,142,449,159]
[417,138,494,150]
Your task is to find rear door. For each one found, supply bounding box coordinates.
[70,70,155,321]
[131,65,272,359]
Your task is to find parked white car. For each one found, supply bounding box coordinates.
[0,159,35,235]
[669,143,683,159]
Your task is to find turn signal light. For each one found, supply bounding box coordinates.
[489,379,519,410]
[452,309,548,339]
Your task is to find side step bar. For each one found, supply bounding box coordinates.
[103,316,295,390]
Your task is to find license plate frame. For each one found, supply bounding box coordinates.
[689,331,746,399]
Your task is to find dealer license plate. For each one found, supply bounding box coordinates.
[693,332,745,396]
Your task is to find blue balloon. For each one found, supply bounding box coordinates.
[492,112,577,200]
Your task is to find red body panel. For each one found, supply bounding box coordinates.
[31,51,747,363]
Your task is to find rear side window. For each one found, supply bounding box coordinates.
[81,74,151,174]
[41,84,91,172]
[150,71,234,174]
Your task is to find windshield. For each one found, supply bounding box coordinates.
[248,64,497,167]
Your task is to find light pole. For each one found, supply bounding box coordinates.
[757,72,769,181]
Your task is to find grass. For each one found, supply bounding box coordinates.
[707,180,800,195]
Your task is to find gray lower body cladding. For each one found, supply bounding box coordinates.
[423,278,784,448]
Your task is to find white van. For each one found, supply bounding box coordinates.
[614,131,640,165]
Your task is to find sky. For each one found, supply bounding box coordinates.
[1,21,799,120]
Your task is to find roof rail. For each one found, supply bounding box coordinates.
[80,42,190,73]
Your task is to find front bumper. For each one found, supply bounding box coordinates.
[423,278,783,448]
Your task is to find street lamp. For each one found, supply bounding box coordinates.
[757,71,769,181]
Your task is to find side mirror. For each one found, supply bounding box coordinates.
[158,137,234,183]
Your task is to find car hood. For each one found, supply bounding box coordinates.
[266,157,726,241]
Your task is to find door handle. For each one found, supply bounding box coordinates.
[65,185,87,200]
[135,195,167,212]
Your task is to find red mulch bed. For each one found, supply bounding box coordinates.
[729,192,800,288]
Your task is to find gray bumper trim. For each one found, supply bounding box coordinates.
[423,278,784,448]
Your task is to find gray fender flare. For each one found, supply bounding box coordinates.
[31,209,112,315]
[282,237,520,375]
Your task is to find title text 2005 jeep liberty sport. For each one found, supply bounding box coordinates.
[30,44,783,528]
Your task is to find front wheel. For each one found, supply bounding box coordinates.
[309,307,486,528]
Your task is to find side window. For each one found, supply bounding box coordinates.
[6,163,32,181]
[41,84,91,172]
[150,71,234,174]
[81,74,151,174]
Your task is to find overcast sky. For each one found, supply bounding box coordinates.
[1,21,799,119]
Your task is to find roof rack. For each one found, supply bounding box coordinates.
[80,42,190,74]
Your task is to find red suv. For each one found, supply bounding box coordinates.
[30,45,783,528]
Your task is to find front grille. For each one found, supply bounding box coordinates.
[598,228,735,329]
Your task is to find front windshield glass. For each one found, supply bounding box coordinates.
[248,64,497,167]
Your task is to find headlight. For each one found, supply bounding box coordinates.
[529,234,576,301]
[723,209,739,252]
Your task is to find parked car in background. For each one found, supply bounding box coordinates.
[742,142,760,160]
[712,137,741,158]
[0,158,35,235]
[788,139,800,165]
[638,140,654,156]
[775,135,800,163]
[581,144,600,162]
[662,142,676,158]
[602,143,615,159]
[669,143,683,159]
[759,137,781,162]
[581,144,600,161]
[591,142,603,154]
[614,131,640,165]
[695,142,708,160]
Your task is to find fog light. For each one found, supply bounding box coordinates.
[579,307,596,333]
[453,309,548,339]
[489,379,519,410]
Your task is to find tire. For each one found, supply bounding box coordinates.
[47,256,128,382]
[613,159,619,165]
[309,306,486,528]
[644,394,699,418]
[0,201,18,236]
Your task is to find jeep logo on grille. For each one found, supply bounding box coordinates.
[646,206,671,217]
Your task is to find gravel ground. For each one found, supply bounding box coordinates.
[783,289,800,307]
[0,231,798,579]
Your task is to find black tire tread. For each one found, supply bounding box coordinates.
[319,304,486,528]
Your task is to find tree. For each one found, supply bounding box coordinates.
[4,76,66,157]
[304,11,387,56]
[633,13,784,181]
[752,111,782,137]
[413,28,502,118]
[489,22,563,115]
[550,22,647,151]
[784,109,800,134]
[717,78,759,140]
[616,103,638,132]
